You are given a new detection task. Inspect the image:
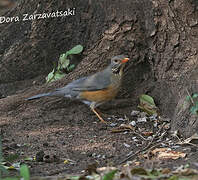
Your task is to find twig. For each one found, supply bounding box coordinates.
[186,88,195,105]
[119,122,167,164]
[185,142,198,148]
[145,139,170,155]
[132,131,148,141]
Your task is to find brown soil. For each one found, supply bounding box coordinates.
[1,85,198,177]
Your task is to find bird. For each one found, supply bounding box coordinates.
[26,55,129,123]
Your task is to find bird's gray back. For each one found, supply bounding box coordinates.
[51,66,112,99]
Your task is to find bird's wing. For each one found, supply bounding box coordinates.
[71,69,111,91]
[56,68,111,93]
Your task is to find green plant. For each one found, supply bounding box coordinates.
[138,94,158,115]
[0,137,9,178]
[46,44,83,83]
[0,137,30,180]
[102,170,117,180]
[186,93,198,115]
[19,164,30,180]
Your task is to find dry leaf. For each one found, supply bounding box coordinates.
[134,161,140,166]
[142,131,153,136]
[151,148,186,160]
[173,168,198,176]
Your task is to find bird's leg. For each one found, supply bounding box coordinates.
[91,108,107,123]
[95,109,111,117]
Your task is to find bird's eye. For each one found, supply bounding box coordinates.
[114,59,119,63]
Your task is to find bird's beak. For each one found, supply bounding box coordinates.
[121,58,129,64]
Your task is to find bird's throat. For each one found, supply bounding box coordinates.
[112,65,125,76]
[112,66,121,74]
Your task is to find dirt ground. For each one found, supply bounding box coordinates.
[1,87,198,177]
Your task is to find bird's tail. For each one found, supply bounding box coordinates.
[26,93,51,100]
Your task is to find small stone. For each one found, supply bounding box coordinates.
[159,116,171,122]
[139,112,147,118]
[123,143,130,148]
[132,139,139,142]
[150,29,156,37]
[129,121,136,126]
[131,110,140,116]
[97,154,101,158]
[149,114,158,121]
[193,162,198,167]
[137,117,147,123]
[123,131,129,134]
[147,136,153,140]
[153,122,158,127]
[172,145,180,149]
[110,123,117,127]
[102,155,106,159]
[92,153,96,157]
[117,118,125,121]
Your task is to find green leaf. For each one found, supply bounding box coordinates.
[67,64,75,71]
[58,53,71,70]
[140,94,155,106]
[195,101,198,107]
[186,95,191,101]
[46,45,83,83]
[51,71,66,82]
[168,175,179,180]
[3,178,19,180]
[20,164,30,180]
[67,45,83,55]
[59,54,67,64]
[149,169,162,176]
[190,106,198,114]
[0,165,8,174]
[61,59,70,69]
[24,157,34,161]
[192,93,198,99]
[0,136,3,163]
[184,164,190,168]
[68,176,81,180]
[46,70,65,83]
[60,54,66,60]
[131,168,148,175]
[102,170,117,180]
[46,69,55,83]
[138,94,158,115]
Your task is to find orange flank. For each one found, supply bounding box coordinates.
[80,85,119,102]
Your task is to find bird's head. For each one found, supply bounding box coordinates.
[110,55,129,74]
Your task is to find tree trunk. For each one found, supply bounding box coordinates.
[0,0,197,137]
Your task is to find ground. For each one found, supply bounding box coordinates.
[1,89,198,178]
